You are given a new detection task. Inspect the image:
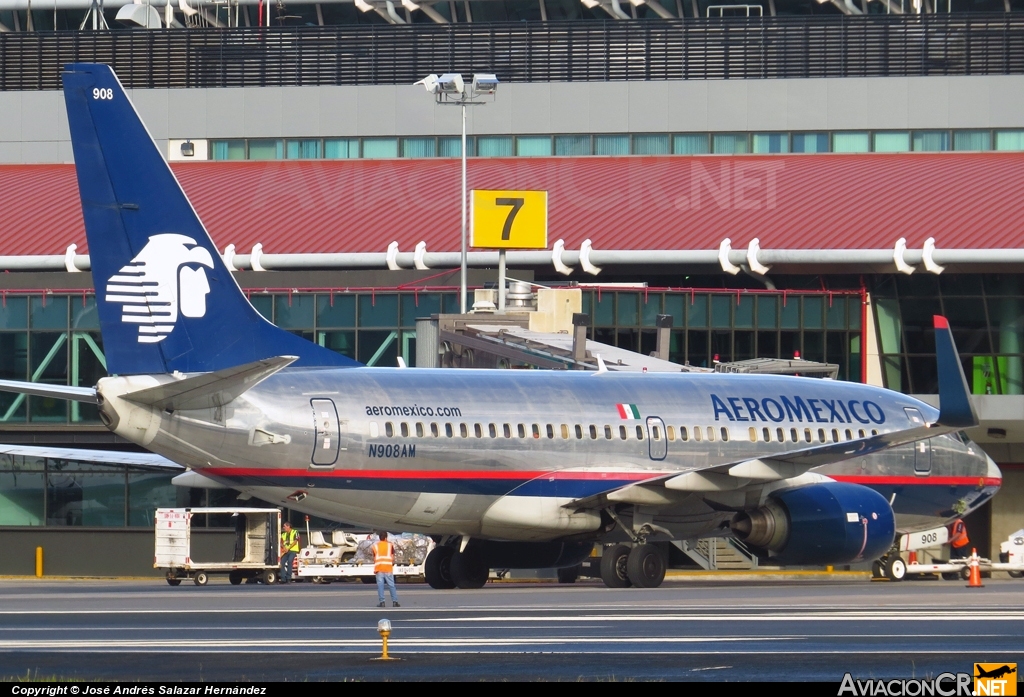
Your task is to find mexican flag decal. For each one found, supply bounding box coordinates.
[616,403,641,420]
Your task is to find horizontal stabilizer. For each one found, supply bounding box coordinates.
[0,443,179,469]
[933,315,979,428]
[0,380,97,404]
[122,356,297,411]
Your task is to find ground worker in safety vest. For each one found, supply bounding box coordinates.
[949,518,970,560]
[280,521,300,583]
[373,531,400,608]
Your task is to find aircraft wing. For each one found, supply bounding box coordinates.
[568,316,978,507]
[0,379,97,403]
[0,443,183,470]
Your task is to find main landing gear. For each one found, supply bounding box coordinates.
[600,543,667,589]
[425,544,488,590]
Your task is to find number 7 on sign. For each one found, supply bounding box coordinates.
[470,190,548,250]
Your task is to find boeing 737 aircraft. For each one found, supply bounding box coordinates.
[0,64,1000,589]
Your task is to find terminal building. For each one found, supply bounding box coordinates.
[1,9,1023,574]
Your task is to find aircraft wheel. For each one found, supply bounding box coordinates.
[871,560,886,579]
[194,572,209,587]
[424,546,456,589]
[263,569,279,585]
[885,556,906,582]
[450,548,488,589]
[166,578,181,587]
[228,571,243,586]
[557,565,580,584]
[600,544,633,588]
[1009,571,1024,579]
[626,544,666,588]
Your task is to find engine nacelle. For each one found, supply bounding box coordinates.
[471,541,595,569]
[730,482,895,565]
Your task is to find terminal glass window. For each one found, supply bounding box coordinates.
[873,132,910,153]
[478,136,513,157]
[324,139,359,159]
[286,139,322,159]
[555,135,591,156]
[516,136,552,157]
[211,140,246,160]
[832,132,870,153]
[713,134,748,154]
[594,135,629,156]
[952,131,991,151]
[792,133,828,153]
[362,138,399,159]
[995,131,1024,151]
[633,135,670,155]
[673,134,709,155]
[912,131,949,152]
[248,139,283,160]
[752,133,789,154]
[402,138,436,158]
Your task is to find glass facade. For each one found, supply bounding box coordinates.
[210,129,1024,161]
[872,275,1024,395]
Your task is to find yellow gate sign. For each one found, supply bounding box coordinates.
[470,190,548,249]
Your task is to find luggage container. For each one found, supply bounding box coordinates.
[155,507,283,586]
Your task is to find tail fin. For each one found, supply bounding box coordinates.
[62,63,359,375]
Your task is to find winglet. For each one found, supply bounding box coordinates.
[933,315,978,428]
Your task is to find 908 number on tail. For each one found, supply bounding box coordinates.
[92,88,113,100]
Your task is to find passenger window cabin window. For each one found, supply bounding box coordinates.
[370,422,379,438]
[706,427,715,442]
[605,425,613,440]
[590,425,598,439]
[503,424,511,438]
[720,427,729,442]
[385,422,395,437]
[680,427,688,441]
[445,423,453,437]
[804,428,812,443]
[693,427,702,442]
[518,424,526,438]
[400,423,409,437]
[845,429,853,440]
[430,423,439,437]
[762,427,770,442]
[859,429,866,438]
[777,428,784,442]
[667,426,675,441]
[871,429,878,436]
[817,428,826,443]
[488,423,496,438]
[460,423,469,438]
[575,425,583,439]
[546,424,555,439]
[415,423,424,437]
[532,424,541,439]
[790,428,798,442]
[475,424,483,438]
[561,424,570,439]
[832,429,839,442]
[619,426,628,440]
[636,426,645,440]
[652,426,662,441]
[749,427,757,442]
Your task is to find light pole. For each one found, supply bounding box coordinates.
[415,73,498,314]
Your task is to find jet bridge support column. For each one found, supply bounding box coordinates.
[653,314,672,361]
[572,313,589,367]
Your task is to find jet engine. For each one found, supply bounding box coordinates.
[730,482,895,565]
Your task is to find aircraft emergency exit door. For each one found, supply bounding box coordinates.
[310,398,341,467]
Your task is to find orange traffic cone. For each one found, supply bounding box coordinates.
[908,551,917,565]
[967,548,984,588]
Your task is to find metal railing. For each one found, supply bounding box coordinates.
[2,13,1024,90]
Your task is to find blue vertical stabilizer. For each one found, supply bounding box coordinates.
[62,63,360,375]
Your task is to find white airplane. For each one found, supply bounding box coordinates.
[0,63,1000,589]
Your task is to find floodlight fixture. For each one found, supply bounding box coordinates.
[413,73,440,93]
[180,140,195,157]
[436,73,466,95]
[472,73,499,94]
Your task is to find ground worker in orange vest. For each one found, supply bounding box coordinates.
[949,518,970,560]
[373,531,400,608]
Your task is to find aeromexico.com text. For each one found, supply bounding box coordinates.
[712,394,887,425]
[365,405,462,418]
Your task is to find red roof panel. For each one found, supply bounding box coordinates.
[2,152,1023,256]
